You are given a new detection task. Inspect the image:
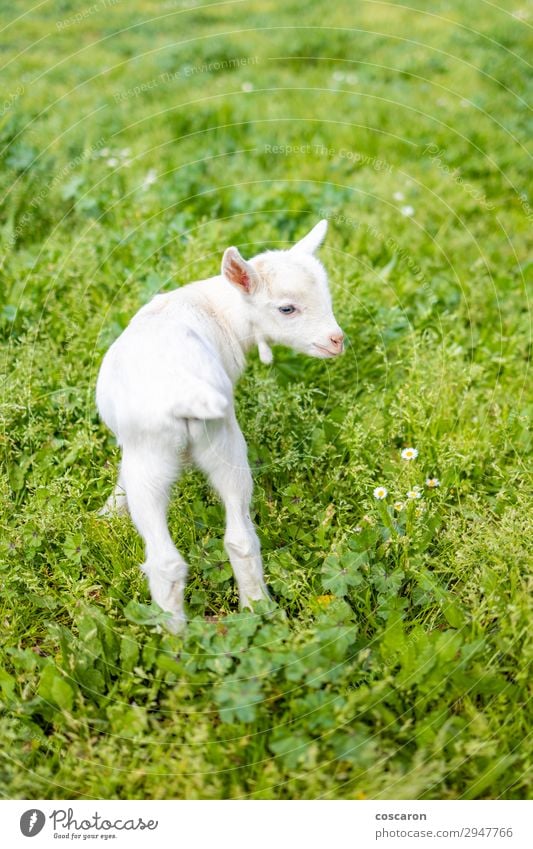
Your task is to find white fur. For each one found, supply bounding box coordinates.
[96,220,343,631]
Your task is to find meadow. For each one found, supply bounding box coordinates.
[0,0,531,799]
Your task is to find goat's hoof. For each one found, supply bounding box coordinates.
[98,500,129,518]
[164,611,187,634]
[241,589,276,612]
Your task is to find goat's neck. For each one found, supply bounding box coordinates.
[193,277,259,381]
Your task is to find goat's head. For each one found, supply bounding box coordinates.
[221,220,344,363]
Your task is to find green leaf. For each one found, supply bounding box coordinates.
[38,665,74,712]
[380,611,406,662]
[63,532,86,562]
[77,615,102,656]
[442,598,466,629]
[120,636,140,672]
[269,733,313,769]
[0,667,16,700]
[123,600,170,627]
[214,676,263,723]
[463,755,517,800]
[107,704,147,737]
[321,551,366,596]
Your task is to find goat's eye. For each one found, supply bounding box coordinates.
[278,305,296,315]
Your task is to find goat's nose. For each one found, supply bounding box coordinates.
[329,331,344,349]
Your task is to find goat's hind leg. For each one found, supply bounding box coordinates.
[191,417,270,608]
[120,436,187,632]
[99,465,129,517]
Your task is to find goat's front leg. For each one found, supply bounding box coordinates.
[191,417,270,607]
[120,439,187,632]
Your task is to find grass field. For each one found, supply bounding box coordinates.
[0,0,531,799]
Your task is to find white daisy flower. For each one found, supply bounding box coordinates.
[400,205,415,217]
[393,501,404,511]
[373,486,388,500]
[406,489,422,500]
[241,82,253,92]
[354,526,363,533]
[426,477,441,488]
[393,191,405,201]
[401,447,418,460]
[106,157,119,167]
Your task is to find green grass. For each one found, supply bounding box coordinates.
[0,0,531,799]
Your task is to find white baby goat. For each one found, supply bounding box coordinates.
[96,219,344,631]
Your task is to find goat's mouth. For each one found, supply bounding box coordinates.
[312,343,343,358]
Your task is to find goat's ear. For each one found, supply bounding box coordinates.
[222,246,258,293]
[290,219,328,255]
